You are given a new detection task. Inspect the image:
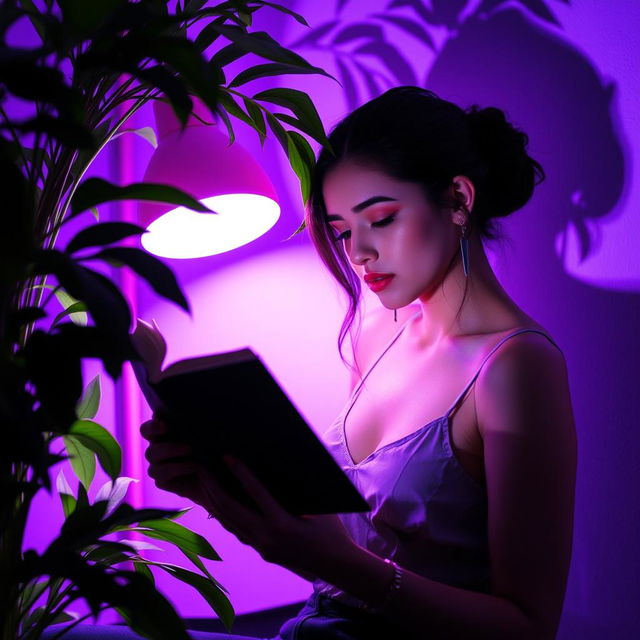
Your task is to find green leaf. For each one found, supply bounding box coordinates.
[142,38,220,117]
[96,477,138,517]
[181,549,228,593]
[66,222,147,254]
[287,130,313,204]
[76,481,90,510]
[112,126,158,149]
[134,560,156,585]
[76,375,101,420]
[209,42,247,69]
[31,252,133,350]
[30,554,192,639]
[214,105,235,145]
[131,519,222,561]
[69,420,122,481]
[63,435,96,491]
[18,579,49,618]
[194,15,228,52]
[230,62,332,88]
[288,128,316,167]
[205,25,314,68]
[263,111,289,155]
[56,469,77,518]
[253,88,330,148]
[134,66,193,126]
[60,492,78,519]
[153,562,234,631]
[103,505,184,532]
[70,178,213,218]
[82,247,190,313]
[273,112,325,148]
[52,300,88,327]
[243,98,266,145]
[84,541,137,565]
[21,605,78,635]
[285,218,307,242]
[218,92,256,130]
[53,287,80,311]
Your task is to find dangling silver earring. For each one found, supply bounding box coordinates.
[393,309,398,322]
[459,221,470,277]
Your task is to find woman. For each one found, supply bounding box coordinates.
[143,86,578,639]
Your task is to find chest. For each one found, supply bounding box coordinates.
[344,339,486,484]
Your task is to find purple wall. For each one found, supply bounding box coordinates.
[21,0,640,636]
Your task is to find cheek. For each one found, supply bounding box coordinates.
[394,218,451,272]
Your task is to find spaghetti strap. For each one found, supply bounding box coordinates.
[349,310,421,401]
[444,328,563,419]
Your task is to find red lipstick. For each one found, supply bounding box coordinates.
[364,272,394,292]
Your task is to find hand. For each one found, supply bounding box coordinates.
[141,414,205,504]
[199,456,356,580]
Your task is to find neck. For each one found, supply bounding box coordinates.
[411,237,516,348]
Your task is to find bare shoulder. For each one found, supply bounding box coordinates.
[474,328,577,637]
[475,328,572,438]
[350,305,420,389]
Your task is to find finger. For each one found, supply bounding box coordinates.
[145,442,192,464]
[147,460,199,484]
[196,475,246,539]
[140,418,169,441]
[198,468,258,529]
[160,475,200,498]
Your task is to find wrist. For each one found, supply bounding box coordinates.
[317,543,401,610]
[370,558,403,610]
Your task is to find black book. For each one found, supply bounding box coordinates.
[130,319,369,516]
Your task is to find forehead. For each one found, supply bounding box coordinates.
[322,161,423,215]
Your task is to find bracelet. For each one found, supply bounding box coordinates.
[380,558,403,608]
[358,556,404,612]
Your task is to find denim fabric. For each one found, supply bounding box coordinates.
[274,593,399,640]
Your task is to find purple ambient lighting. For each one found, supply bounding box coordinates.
[139,100,280,259]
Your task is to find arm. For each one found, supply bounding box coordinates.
[314,332,577,639]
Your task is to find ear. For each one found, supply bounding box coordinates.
[449,175,475,225]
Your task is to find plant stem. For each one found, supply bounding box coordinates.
[0,104,30,172]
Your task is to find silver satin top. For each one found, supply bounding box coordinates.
[314,312,560,606]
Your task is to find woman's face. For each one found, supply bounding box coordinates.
[322,161,459,308]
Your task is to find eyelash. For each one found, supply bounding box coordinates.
[332,215,396,243]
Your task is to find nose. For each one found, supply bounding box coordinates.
[347,230,377,266]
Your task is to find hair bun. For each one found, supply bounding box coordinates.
[466,106,544,218]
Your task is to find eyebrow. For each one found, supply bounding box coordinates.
[326,196,397,221]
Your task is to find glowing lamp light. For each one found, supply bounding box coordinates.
[139,100,280,259]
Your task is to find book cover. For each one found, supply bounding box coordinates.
[130,320,370,516]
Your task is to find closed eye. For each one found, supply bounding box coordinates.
[331,214,396,243]
[372,215,395,228]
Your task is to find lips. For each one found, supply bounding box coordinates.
[364,272,394,292]
[364,272,394,283]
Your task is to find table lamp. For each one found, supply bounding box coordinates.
[139,99,280,259]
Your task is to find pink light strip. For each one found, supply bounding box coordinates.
[116,103,144,509]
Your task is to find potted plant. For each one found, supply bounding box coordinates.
[0,1,330,637]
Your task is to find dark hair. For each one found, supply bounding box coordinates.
[306,86,545,372]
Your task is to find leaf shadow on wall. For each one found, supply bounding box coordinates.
[426,7,638,638]
[290,0,639,636]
